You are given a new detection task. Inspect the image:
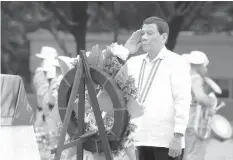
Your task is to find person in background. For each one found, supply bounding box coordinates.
[33,46,61,125]
[181,51,215,160]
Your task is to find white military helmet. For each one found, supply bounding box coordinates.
[181,51,209,67]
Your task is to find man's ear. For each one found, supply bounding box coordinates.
[57,56,73,76]
[162,33,168,44]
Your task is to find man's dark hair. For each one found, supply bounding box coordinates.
[143,16,169,36]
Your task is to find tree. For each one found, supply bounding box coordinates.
[2,1,232,87]
[43,1,88,55]
[190,2,233,34]
[1,1,75,91]
[87,2,121,42]
[156,1,211,50]
[116,1,212,50]
[1,1,88,78]
[1,2,56,84]
[88,2,233,50]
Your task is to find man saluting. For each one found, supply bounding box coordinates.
[123,16,191,160]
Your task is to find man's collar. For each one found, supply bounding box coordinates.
[143,46,168,63]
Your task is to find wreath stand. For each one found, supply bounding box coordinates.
[54,50,113,160]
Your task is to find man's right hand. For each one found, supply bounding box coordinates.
[124,29,142,55]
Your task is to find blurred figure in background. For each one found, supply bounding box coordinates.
[33,46,62,126]
[182,51,215,160]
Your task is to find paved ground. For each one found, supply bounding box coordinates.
[205,137,233,160]
[205,121,233,160]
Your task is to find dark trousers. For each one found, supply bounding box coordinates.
[137,146,184,160]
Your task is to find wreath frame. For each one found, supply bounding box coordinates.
[58,66,130,153]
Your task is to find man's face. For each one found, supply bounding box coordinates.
[199,64,208,76]
[141,23,167,53]
[192,64,208,76]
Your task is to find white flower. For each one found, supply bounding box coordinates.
[110,43,130,61]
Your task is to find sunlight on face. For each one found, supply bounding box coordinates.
[141,24,167,53]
